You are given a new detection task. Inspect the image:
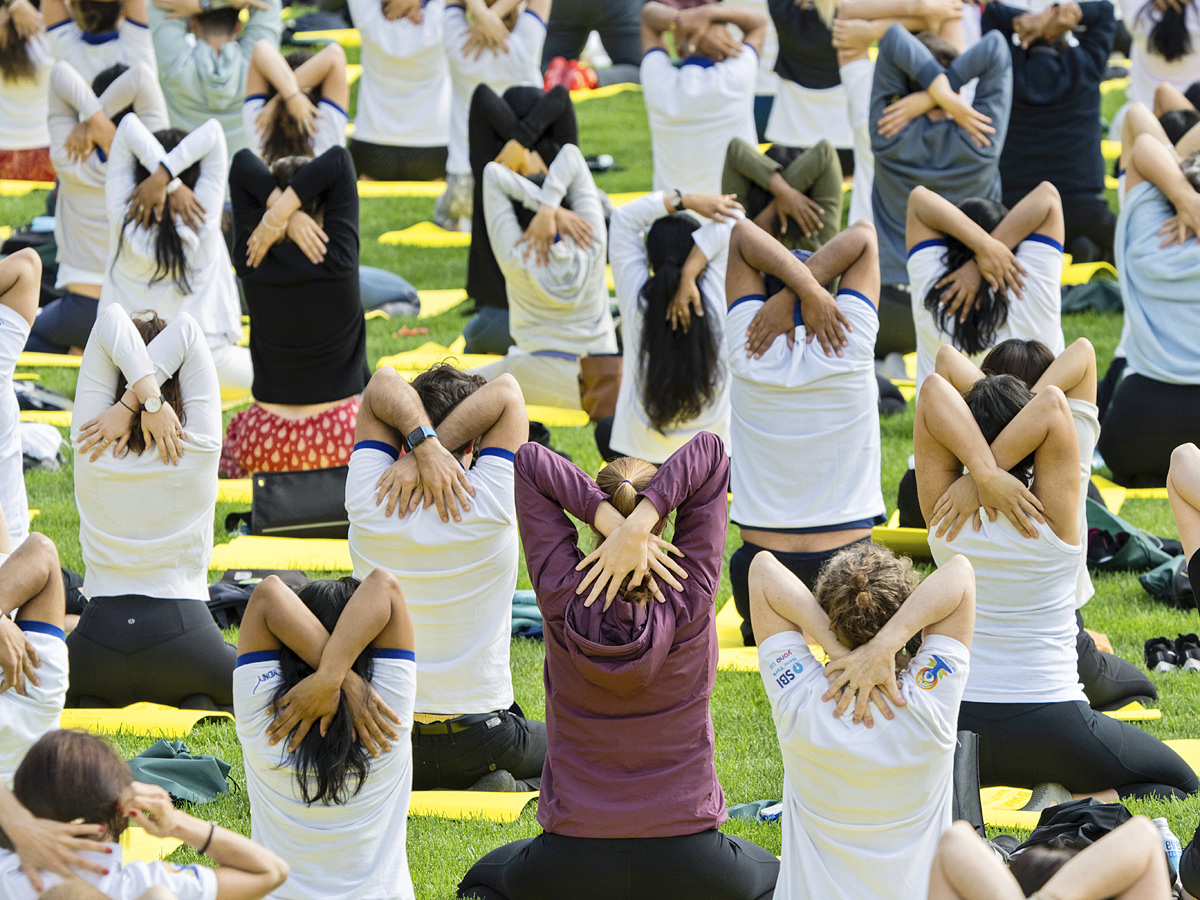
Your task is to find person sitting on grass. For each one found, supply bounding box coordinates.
[868,23,1012,359]
[915,370,1197,802]
[101,114,250,398]
[720,137,844,253]
[223,145,369,478]
[0,530,70,788]
[749,543,975,900]
[640,1,766,197]
[146,0,282,162]
[457,432,780,899]
[933,338,1160,713]
[928,816,1172,900]
[348,365,543,792]
[30,61,168,356]
[723,217,887,646]
[0,730,288,899]
[470,142,615,411]
[438,0,552,231]
[906,180,1066,397]
[1097,129,1200,485]
[68,304,233,711]
[0,0,55,183]
[43,0,155,84]
[233,571,418,900]
[601,189,744,463]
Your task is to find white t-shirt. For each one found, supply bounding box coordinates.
[908,234,1066,395]
[641,47,760,196]
[0,37,52,151]
[444,6,544,176]
[0,846,216,900]
[72,305,221,601]
[608,193,733,464]
[765,80,853,149]
[0,628,68,787]
[46,18,156,84]
[346,445,519,714]
[100,116,241,349]
[928,516,1085,704]
[242,95,348,161]
[727,287,885,531]
[759,630,969,900]
[0,308,30,549]
[1118,0,1200,109]
[347,0,450,147]
[1070,397,1100,609]
[234,651,417,900]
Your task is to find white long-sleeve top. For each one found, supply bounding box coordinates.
[72,304,220,601]
[50,61,168,289]
[482,145,617,357]
[608,191,733,464]
[347,0,450,147]
[99,115,240,347]
[0,35,52,151]
[45,17,156,83]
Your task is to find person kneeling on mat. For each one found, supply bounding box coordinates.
[347,364,544,792]
[457,432,780,900]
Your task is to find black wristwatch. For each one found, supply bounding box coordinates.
[672,189,685,212]
[405,425,437,452]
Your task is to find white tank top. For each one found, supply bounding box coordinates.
[928,515,1085,704]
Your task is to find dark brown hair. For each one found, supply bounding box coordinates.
[963,374,1035,482]
[270,155,321,213]
[2,731,132,846]
[411,364,486,456]
[193,6,239,37]
[114,312,186,457]
[981,338,1055,389]
[258,50,319,162]
[0,18,35,83]
[593,456,661,605]
[815,542,921,672]
[74,0,121,34]
[1009,845,1080,896]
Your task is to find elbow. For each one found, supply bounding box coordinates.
[490,371,525,404]
[250,38,275,62]
[363,566,404,603]
[266,854,290,892]
[323,40,347,64]
[1035,180,1061,205]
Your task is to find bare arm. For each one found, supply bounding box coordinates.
[935,344,986,393]
[1155,81,1195,117]
[1031,337,1096,403]
[1168,442,1200,561]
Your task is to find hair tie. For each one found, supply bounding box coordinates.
[621,479,632,486]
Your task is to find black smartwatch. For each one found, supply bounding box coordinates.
[405,425,437,452]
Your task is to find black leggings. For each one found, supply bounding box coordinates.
[958,699,1197,800]
[24,290,98,353]
[877,284,917,359]
[1075,611,1158,711]
[729,537,871,645]
[66,595,236,711]
[1097,372,1200,488]
[458,830,779,900]
[348,139,448,182]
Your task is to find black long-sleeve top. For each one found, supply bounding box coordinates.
[769,0,841,90]
[984,1,1116,204]
[230,145,371,405]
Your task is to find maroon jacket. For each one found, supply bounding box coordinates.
[514,432,730,838]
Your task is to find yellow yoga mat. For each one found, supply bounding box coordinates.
[418,288,469,319]
[1106,175,1120,190]
[410,790,538,821]
[217,478,252,504]
[1102,139,1121,162]
[1104,701,1162,722]
[569,82,641,103]
[873,511,932,559]
[608,191,648,208]
[210,535,353,571]
[359,181,445,199]
[18,351,82,367]
[1092,474,1168,504]
[1062,260,1118,286]
[526,405,590,427]
[0,226,11,241]
[1100,76,1130,95]
[292,27,360,45]
[0,179,54,195]
[714,599,828,672]
[121,827,183,863]
[378,340,501,374]
[21,409,71,426]
[61,703,233,738]
[347,63,361,85]
[379,222,471,248]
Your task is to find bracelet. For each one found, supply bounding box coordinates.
[165,177,181,196]
[118,398,137,413]
[283,90,301,102]
[197,821,216,856]
[262,208,289,231]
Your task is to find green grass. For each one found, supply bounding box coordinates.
[4,74,1197,898]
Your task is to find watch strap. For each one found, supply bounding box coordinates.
[405,426,437,451]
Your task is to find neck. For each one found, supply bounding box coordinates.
[200,33,230,52]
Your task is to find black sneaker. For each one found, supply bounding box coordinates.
[1146,637,1180,672]
[1176,634,1200,673]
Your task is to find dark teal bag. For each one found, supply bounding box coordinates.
[1085,498,1174,573]
[127,739,233,803]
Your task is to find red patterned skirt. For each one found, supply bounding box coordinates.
[220,397,360,479]
[0,147,55,181]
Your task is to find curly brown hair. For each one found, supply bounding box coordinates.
[815,542,921,671]
[592,456,661,606]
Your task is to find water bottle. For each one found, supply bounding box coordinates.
[1154,817,1183,876]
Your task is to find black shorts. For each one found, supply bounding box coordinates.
[348,139,448,182]
[66,595,236,711]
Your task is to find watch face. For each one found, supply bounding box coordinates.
[143,397,162,414]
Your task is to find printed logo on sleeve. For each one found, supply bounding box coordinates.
[766,647,804,689]
[252,669,281,695]
[165,863,203,881]
[915,654,954,690]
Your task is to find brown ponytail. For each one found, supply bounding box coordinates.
[593,456,660,605]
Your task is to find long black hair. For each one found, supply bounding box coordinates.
[272,576,374,806]
[1139,0,1193,61]
[115,128,202,294]
[923,197,1010,355]
[638,214,724,433]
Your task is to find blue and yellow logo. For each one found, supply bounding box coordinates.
[915,654,953,691]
